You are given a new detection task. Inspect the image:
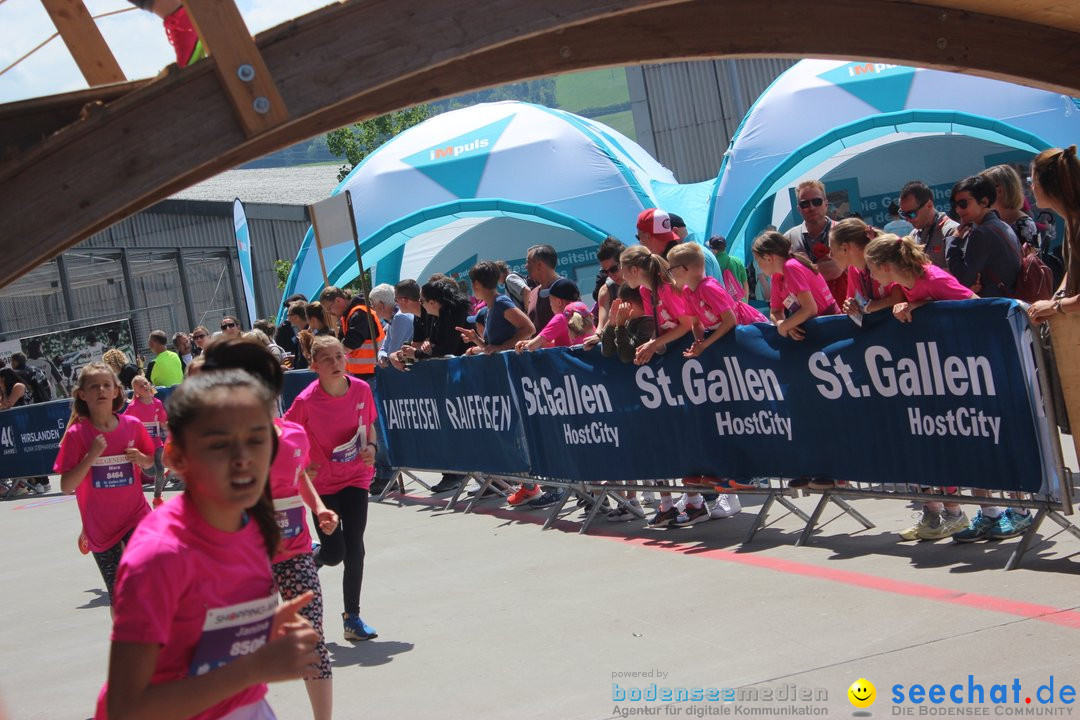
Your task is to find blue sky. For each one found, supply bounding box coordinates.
[0,0,332,103]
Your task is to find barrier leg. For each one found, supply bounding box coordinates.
[579,490,609,535]
[1045,509,1080,541]
[795,494,831,547]
[743,492,777,544]
[828,494,876,530]
[775,494,811,523]
[445,474,469,511]
[376,470,403,502]
[1005,508,1048,571]
[463,474,497,514]
[541,487,574,531]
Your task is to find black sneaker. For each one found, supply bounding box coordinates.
[788,477,812,488]
[430,474,462,494]
[369,477,390,496]
[527,489,564,509]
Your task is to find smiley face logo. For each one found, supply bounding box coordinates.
[848,678,876,709]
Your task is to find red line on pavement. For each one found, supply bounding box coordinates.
[392,492,1080,630]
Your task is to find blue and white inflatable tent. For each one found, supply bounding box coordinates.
[280,101,684,313]
[706,59,1080,263]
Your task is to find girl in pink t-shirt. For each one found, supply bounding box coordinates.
[514,279,593,351]
[864,234,977,323]
[752,231,839,341]
[123,375,169,507]
[619,245,695,369]
[284,336,379,645]
[202,337,340,720]
[828,218,905,320]
[98,369,320,720]
[53,363,156,604]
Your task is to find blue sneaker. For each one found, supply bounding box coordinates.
[527,489,564,509]
[987,509,1034,540]
[343,613,377,641]
[952,511,998,543]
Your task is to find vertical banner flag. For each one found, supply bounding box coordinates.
[233,199,258,328]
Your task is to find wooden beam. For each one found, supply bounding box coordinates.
[181,0,289,137]
[5,0,1080,289]
[40,0,125,87]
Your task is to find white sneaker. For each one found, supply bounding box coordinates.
[33,481,51,495]
[711,494,742,519]
[642,491,657,505]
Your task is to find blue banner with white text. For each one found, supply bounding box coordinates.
[0,399,72,479]
[378,300,1058,495]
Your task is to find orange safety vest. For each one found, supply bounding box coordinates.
[340,303,385,375]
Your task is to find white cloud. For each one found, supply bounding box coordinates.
[0,0,334,103]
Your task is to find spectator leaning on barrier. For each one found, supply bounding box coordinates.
[784,180,846,303]
[828,218,905,319]
[320,286,386,378]
[147,330,184,387]
[946,175,1021,297]
[408,279,470,360]
[459,261,534,356]
[899,180,958,269]
[1029,145,1080,323]
[594,236,626,334]
[525,244,560,333]
[752,231,838,343]
[882,201,915,237]
[385,280,423,371]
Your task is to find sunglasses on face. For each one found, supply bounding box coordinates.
[221,322,236,330]
[602,263,620,276]
[953,199,972,210]
[798,197,825,209]
[898,201,927,220]
[192,333,207,340]
[668,264,689,272]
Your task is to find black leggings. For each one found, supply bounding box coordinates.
[92,528,135,604]
[313,486,369,616]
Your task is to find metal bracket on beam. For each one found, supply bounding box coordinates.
[181,0,289,137]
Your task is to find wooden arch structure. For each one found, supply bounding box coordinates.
[3,0,1080,288]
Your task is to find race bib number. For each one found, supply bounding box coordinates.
[91,455,136,489]
[189,594,277,677]
[330,423,365,464]
[143,421,160,439]
[273,496,306,539]
[782,293,802,317]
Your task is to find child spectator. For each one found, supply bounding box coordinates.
[618,245,696,368]
[599,285,656,364]
[514,278,586,352]
[752,231,839,341]
[829,218,905,320]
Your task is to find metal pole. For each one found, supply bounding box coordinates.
[344,190,381,347]
[175,248,196,330]
[54,255,76,321]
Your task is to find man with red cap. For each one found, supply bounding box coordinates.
[635,208,727,282]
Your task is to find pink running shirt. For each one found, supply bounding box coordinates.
[123,396,168,449]
[269,419,313,564]
[899,263,976,303]
[770,258,838,317]
[640,283,691,332]
[53,414,154,553]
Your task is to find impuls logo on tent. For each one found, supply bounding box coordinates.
[402,114,515,198]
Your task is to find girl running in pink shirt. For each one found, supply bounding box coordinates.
[203,338,340,720]
[284,336,379,643]
[828,218,905,320]
[752,231,839,341]
[123,374,170,508]
[54,363,156,605]
[864,233,977,323]
[97,369,320,720]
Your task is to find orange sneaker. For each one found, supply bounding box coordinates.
[77,531,90,555]
[507,485,541,506]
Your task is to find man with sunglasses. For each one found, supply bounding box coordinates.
[899,180,958,269]
[784,180,846,302]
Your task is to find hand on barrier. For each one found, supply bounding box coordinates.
[634,339,660,365]
[776,319,805,340]
[893,302,914,323]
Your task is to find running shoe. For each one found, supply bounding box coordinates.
[343,613,377,641]
[917,511,969,541]
[678,503,711,525]
[527,489,564,509]
[987,509,1034,540]
[507,485,541,506]
[647,506,681,528]
[952,510,997,543]
[152,496,164,509]
[32,481,51,494]
[898,510,936,541]
[78,531,90,555]
[163,7,206,68]
[718,478,758,492]
[710,494,742,519]
[430,474,462,494]
[606,500,641,522]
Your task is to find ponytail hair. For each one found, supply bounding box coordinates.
[751,231,819,274]
[565,302,596,339]
[620,244,674,291]
[863,233,930,278]
[166,370,280,559]
[830,217,882,249]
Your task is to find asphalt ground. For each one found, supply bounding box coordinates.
[2,439,1079,720]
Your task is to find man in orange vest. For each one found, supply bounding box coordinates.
[319,286,386,377]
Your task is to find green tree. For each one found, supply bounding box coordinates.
[274,259,292,290]
[326,105,433,181]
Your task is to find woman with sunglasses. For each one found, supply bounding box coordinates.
[946,176,1021,297]
[190,326,210,358]
[219,316,242,339]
